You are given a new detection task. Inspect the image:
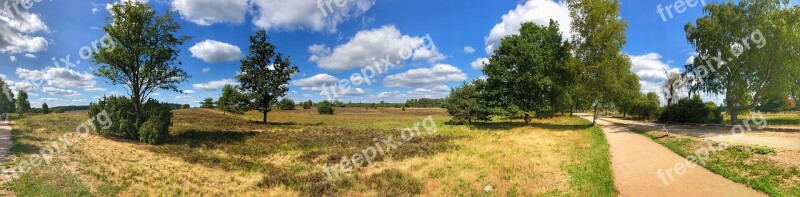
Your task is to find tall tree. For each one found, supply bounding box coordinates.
[663,68,685,107]
[685,0,800,124]
[15,90,30,116]
[92,1,190,125]
[237,30,298,124]
[483,21,571,124]
[0,80,12,114]
[217,84,246,114]
[569,0,638,125]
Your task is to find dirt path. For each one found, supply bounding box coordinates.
[602,117,800,151]
[577,114,764,196]
[0,120,11,162]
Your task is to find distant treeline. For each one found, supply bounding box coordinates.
[298,98,445,108]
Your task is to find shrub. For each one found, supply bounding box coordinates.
[317,100,334,115]
[88,96,173,144]
[302,100,313,109]
[401,106,406,111]
[659,96,721,124]
[278,98,295,110]
[53,107,65,113]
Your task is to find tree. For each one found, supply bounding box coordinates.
[180,104,190,109]
[444,80,492,125]
[0,80,13,115]
[42,103,49,114]
[277,98,295,110]
[569,0,638,125]
[217,85,246,114]
[237,30,298,124]
[200,98,215,109]
[93,1,190,126]
[685,0,800,124]
[483,21,571,124]
[663,68,685,107]
[317,100,334,115]
[15,90,30,116]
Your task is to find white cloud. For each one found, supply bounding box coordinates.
[202,67,211,73]
[15,67,102,91]
[42,87,81,97]
[189,39,243,63]
[384,64,467,88]
[183,90,195,94]
[0,6,49,54]
[470,57,489,70]
[685,55,695,65]
[292,73,339,91]
[192,78,238,91]
[310,26,445,71]
[250,0,375,32]
[24,53,35,58]
[172,0,248,26]
[463,46,475,54]
[408,85,450,95]
[9,56,16,62]
[485,0,571,54]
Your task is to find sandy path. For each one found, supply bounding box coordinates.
[0,120,11,162]
[577,114,764,196]
[602,117,800,151]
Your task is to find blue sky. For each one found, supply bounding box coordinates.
[2,0,791,107]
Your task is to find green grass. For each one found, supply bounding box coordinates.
[723,112,800,127]
[630,127,800,196]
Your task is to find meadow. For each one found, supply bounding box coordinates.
[1,108,614,196]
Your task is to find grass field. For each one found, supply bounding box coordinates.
[629,127,800,196]
[1,108,614,196]
[724,112,800,127]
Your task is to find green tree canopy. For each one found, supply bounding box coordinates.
[93,1,190,123]
[444,79,492,125]
[684,0,800,124]
[569,0,638,125]
[16,90,30,116]
[237,30,298,124]
[483,21,571,124]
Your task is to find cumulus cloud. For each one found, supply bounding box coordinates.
[485,0,571,54]
[470,57,489,70]
[384,64,467,88]
[310,26,445,71]
[9,56,16,62]
[42,87,81,97]
[15,67,102,91]
[464,46,475,54]
[0,5,50,54]
[202,67,211,73]
[192,78,238,91]
[172,0,248,26]
[408,85,450,95]
[189,39,243,63]
[24,53,35,58]
[628,53,681,93]
[250,0,375,32]
[292,73,339,91]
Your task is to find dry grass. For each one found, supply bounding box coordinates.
[2,108,614,196]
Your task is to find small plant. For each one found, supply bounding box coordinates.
[317,100,334,115]
[401,106,406,111]
[752,146,776,155]
[302,100,313,109]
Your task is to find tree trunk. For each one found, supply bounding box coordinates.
[592,104,599,126]
[729,107,739,125]
[524,113,531,125]
[570,107,574,116]
[263,111,268,125]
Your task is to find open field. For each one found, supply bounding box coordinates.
[1,108,614,196]
[626,127,800,196]
[724,112,800,129]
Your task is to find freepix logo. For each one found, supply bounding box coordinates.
[657,0,707,22]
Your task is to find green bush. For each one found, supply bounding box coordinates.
[88,96,173,144]
[317,100,334,115]
[659,96,721,124]
[53,107,65,113]
[301,100,313,109]
[278,98,295,110]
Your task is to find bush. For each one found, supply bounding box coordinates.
[302,100,313,109]
[278,98,295,110]
[53,107,65,113]
[88,96,173,144]
[659,96,721,124]
[317,100,334,115]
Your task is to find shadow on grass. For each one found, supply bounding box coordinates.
[246,121,325,127]
[464,119,592,131]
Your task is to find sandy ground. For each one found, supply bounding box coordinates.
[602,117,800,151]
[578,114,765,197]
[0,120,10,162]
